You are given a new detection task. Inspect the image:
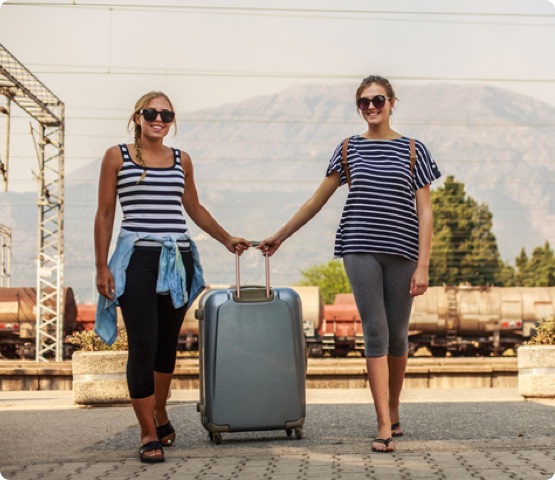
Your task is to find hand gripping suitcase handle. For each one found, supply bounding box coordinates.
[235,241,270,299]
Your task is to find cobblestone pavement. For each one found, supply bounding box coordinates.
[1,389,554,480]
[3,449,555,480]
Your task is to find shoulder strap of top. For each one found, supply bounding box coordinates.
[409,138,416,175]
[341,137,351,189]
[172,147,181,165]
[118,143,133,164]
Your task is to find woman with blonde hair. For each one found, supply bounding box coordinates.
[94,91,250,463]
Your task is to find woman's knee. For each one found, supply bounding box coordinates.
[154,350,178,374]
[388,337,408,357]
[363,329,389,357]
[365,346,389,357]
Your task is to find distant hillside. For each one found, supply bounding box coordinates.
[1,82,554,302]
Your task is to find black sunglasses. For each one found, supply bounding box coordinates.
[356,95,389,110]
[140,108,175,123]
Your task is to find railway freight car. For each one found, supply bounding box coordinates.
[0,287,78,359]
[318,286,555,357]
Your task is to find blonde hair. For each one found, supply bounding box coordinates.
[127,91,176,183]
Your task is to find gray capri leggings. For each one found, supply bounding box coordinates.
[343,253,417,357]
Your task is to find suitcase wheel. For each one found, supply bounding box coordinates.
[286,427,303,440]
[210,431,222,445]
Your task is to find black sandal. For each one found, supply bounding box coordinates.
[391,422,403,437]
[139,440,164,463]
[156,421,176,446]
[371,437,394,453]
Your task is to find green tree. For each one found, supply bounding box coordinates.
[496,261,517,287]
[430,176,502,286]
[513,242,555,286]
[513,248,532,286]
[296,259,351,304]
[529,242,555,286]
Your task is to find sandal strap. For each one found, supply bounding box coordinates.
[139,440,164,455]
[156,421,176,439]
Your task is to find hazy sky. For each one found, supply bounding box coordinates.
[1,0,555,191]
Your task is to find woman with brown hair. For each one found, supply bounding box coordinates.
[258,75,441,453]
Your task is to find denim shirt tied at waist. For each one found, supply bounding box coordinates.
[94,230,205,345]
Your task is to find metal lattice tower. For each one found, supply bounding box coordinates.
[0,224,11,287]
[0,42,65,361]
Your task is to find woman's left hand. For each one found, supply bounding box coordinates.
[410,266,429,297]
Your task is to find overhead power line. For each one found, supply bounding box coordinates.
[3,2,554,18]
[22,63,555,84]
[4,2,555,26]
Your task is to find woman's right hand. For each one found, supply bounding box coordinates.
[96,266,115,300]
[256,234,284,256]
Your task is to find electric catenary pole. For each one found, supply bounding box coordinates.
[0,42,65,361]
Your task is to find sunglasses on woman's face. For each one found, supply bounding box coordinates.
[140,108,175,123]
[356,95,389,110]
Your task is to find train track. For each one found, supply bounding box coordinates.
[0,357,517,391]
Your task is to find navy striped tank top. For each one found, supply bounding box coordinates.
[117,143,190,249]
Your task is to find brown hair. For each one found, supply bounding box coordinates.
[355,75,397,104]
[127,91,176,183]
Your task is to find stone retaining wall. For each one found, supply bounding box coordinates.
[0,357,518,391]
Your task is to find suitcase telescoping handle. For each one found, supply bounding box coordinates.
[235,241,270,299]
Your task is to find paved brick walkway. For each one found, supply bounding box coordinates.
[1,389,554,480]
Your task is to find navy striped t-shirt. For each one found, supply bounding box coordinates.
[117,144,190,249]
[326,135,441,262]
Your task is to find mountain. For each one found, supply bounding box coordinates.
[1,82,554,302]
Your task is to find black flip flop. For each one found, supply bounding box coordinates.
[371,437,394,453]
[391,422,403,437]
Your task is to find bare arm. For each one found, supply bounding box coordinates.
[94,146,121,300]
[258,172,341,255]
[411,184,433,297]
[181,152,250,254]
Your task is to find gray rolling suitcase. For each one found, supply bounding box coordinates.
[195,248,306,444]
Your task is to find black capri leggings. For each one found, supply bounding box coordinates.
[118,247,194,399]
